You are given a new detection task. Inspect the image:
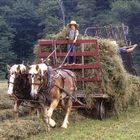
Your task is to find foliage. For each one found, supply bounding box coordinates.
[9,0,41,62]
[0,16,16,78]
[37,0,63,34]
[97,0,140,74]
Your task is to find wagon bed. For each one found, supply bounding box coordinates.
[37,39,109,119]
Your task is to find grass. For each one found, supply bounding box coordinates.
[27,108,140,140]
[1,81,140,140]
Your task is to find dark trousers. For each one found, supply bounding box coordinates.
[66,44,76,64]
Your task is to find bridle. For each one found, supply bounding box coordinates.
[8,72,27,86]
[29,74,42,85]
[7,73,16,86]
[8,81,15,85]
[37,66,59,94]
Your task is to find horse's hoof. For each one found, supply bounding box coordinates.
[61,124,67,129]
[46,118,56,128]
[51,124,56,128]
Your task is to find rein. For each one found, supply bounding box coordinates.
[31,82,41,85]
[8,81,15,85]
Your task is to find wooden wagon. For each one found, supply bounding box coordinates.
[37,39,109,120]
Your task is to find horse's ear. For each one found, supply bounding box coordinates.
[7,65,11,71]
[36,65,39,71]
[26,64,31,71]
[17,65,20,73]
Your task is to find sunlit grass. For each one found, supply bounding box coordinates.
[27,108,140,140]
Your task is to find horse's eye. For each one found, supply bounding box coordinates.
[38,77,41,80]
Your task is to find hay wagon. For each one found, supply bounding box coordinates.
[37,39,109,120]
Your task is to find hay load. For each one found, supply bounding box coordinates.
[41,26,140,113]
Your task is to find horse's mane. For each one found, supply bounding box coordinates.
[13,74,32,100]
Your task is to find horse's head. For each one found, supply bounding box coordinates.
[7,64,26,95]
[28,63,48,97]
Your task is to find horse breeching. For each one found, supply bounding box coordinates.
[37,39,109,120]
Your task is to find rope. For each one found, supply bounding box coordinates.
[42,40,56,64]
[58,45,73,68]
[42,49,56,64]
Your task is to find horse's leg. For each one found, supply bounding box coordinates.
[29,107,37,116]
[45,99,59,128]
[61,97,72,129]
[39,102,57,128]
[13,100,21,121]
[36,108,40,118]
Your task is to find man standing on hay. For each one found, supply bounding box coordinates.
[66,21,79,65]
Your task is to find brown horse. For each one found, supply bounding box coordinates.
[29,63,77,128]
[6,64,28,120]
[6,64,40,120]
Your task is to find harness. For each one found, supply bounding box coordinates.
[38,67,77,102]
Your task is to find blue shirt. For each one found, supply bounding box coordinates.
[118,48,127,55]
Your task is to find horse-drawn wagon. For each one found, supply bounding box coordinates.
[37,39,109,120]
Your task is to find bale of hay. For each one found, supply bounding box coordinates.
[37,26,140,114]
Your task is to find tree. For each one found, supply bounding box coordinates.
[0,16,16,78]
[97,0,140,74]
[9,0,41,62]
[38,0,63,34]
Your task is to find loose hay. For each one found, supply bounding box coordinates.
[0,109,14,122]
[0,93,13,110]
[0,118,45,140]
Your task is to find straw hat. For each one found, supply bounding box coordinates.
[68,21,79,28]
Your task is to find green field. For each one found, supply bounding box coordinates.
[1,81,140,140]
[27,108,140,140]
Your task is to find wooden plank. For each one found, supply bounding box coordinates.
[38,39,98,46]
[81,41,85,90]
[93,94,109,99]
[38,52,98,57]
[61,63,100,69]
[38,40,53,45]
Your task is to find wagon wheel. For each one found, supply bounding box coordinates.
[96,100,106,120]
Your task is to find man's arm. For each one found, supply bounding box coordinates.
[73,30,79,43]
[126,44,137,53]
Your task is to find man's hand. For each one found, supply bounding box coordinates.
[133,44,137,49]
[127,44,137,53]
[73,40,76,43]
